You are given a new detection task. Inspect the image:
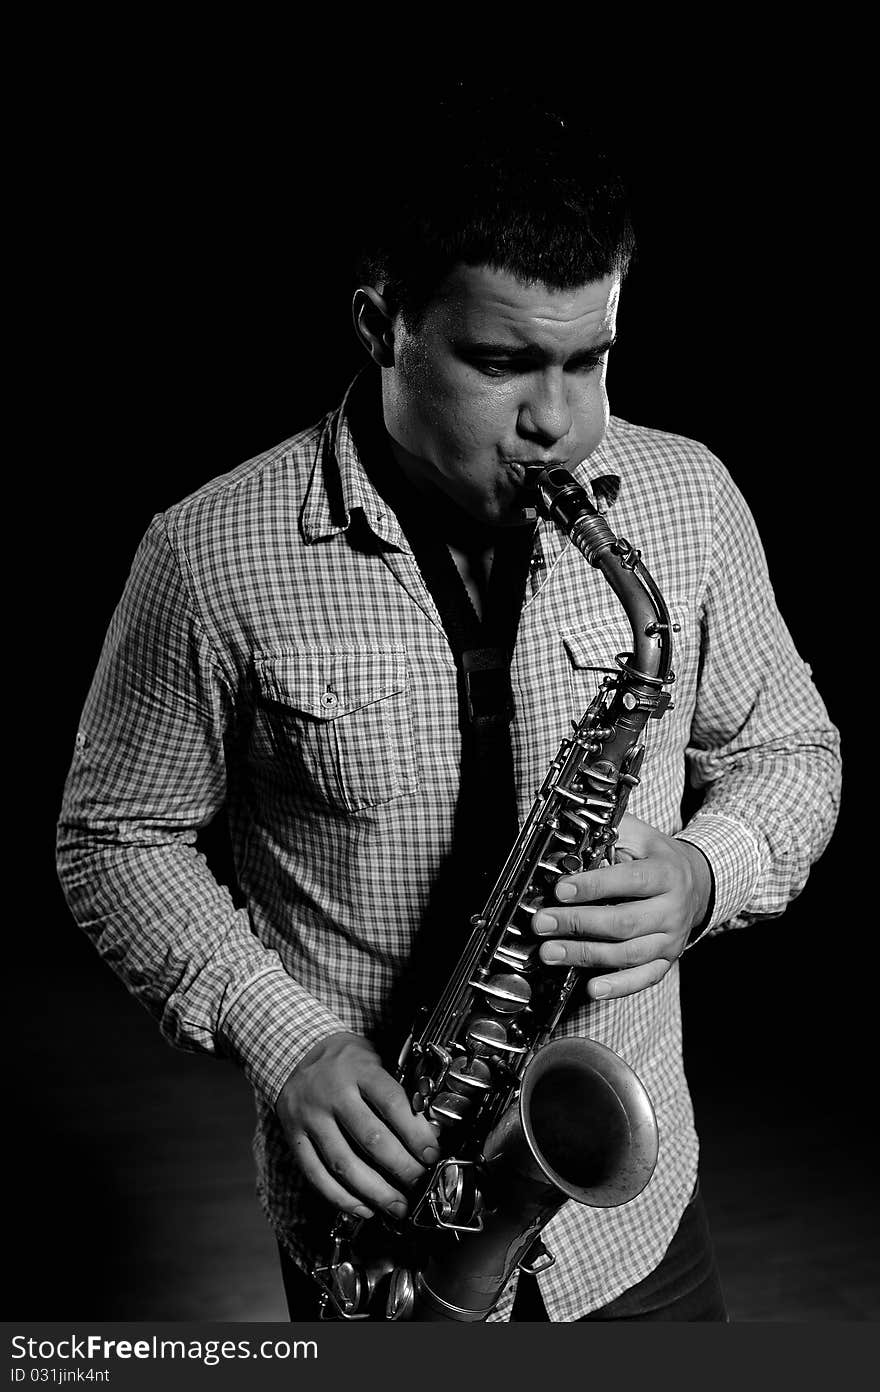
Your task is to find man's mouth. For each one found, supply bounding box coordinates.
[505,459,571,487]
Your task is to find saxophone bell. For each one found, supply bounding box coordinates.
[400,1036,658,1321]
[496,1036,659,1208]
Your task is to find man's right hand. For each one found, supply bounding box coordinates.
[276,1032,441,1220]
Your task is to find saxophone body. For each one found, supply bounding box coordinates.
[314,465,677,1322]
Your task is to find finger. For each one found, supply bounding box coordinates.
[534,899,665,942]
[538,932,669,971]
[553,857,675,906]
[308,1117,413,1218]
[586,958,671,1001]
[338,1094,433,1190]
[286,1130,375,1220]
[359,1068,442,1164]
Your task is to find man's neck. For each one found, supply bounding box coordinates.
[385,440,500,619]
[387,438,499,555]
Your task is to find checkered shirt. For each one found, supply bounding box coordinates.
[57,376,841,1320]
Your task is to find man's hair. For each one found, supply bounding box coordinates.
[354,86,635,329]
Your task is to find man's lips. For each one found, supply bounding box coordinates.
[504,459,572,486]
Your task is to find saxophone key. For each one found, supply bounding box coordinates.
[467,973,531,1014]
[535,849,582,882]
[578,766,617,789]
[410,1070,435,1112]
[445,1057,493,1093]
[492,952,533,974]
[547,828,579,848]
[515,893,544,919]
[581,791,617,807]
[561,806,610,832]
[554,785,588,806]
[466,1017,528,1054]
[426,1160,484,1229]
[324,1261,363,1317]
[385,1268,416,1321]
[493,940,541,971]
[427,1091,476,1126]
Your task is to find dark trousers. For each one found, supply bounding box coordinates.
[278,1183,727,1322]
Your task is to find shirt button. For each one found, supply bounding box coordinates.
[320,689,339,711]
[75,731,88,749]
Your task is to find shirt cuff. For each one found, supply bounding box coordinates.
[218,966,351,1108]
[674,811,763,945]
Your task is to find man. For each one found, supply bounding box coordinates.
[56,94,841,1322]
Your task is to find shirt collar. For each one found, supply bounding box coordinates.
[301,371,407,548]
[301,371,623,545]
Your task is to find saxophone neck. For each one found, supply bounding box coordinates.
[528,464,675,689]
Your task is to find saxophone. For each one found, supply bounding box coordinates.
[313,464,677,1321]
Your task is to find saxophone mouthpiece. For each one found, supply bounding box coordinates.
[517,464,549,522]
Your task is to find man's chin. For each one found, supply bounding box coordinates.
[494,507,537,529]
[456,502,531,532]
[456,481,535,528]
[484,494,538,529]
[419,473,533,534]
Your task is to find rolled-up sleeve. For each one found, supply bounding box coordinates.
[56,514,347,1105]
[675,456,841,941]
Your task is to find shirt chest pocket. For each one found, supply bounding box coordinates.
[251,646,421,813]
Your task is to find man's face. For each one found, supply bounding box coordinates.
[381,264,620,527]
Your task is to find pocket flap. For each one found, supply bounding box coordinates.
[563,601,690,671]
[255,647,408,720]
[562,614,632,672]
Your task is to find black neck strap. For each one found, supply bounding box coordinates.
[349,378,535,733]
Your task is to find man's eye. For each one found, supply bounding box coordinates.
[467,355,607,377]
[472,361,520,376]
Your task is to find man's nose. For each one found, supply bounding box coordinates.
[516,373,573,444]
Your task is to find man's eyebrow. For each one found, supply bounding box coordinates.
[457,336,617,362]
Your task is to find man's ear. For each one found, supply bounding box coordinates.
[352,287,395,367]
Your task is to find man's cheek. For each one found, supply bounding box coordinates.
[449,406,499,457]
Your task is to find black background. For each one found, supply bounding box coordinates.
[17,49,872,1318]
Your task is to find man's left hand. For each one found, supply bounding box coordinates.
[532,813,712,1000]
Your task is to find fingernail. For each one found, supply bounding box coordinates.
[388,1200,407,1218]
[541,943,566,963]
[354,1205,373,1219]
[422,1146,440,1164]
[592,980,611,997]
[533,912,557,935]
[556,880,577,901]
